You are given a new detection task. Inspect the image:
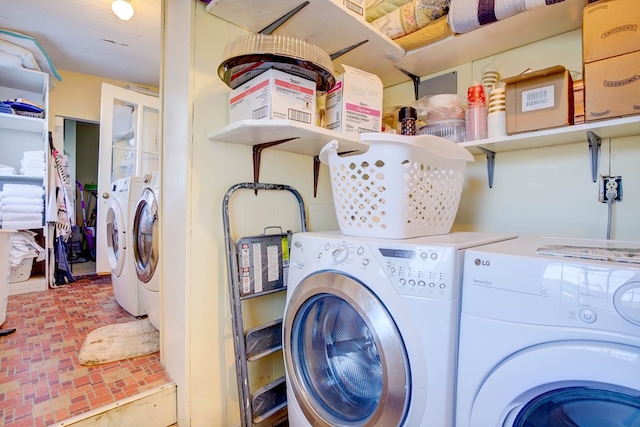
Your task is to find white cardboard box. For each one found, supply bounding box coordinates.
[326,64,383,135]
[228,68,316,125]
[335,0,366,20]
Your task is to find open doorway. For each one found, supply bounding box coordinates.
[63,119,99,277]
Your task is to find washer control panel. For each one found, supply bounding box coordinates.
[296,236,458,300]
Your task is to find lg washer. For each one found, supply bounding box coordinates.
[283,231,516,427]
[456,236,640,427]
[106,176,146,317]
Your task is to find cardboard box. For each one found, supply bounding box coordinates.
[585,50,640,121]
[228,68,316,125]
[326,64,383,135]
[583,0,640,64]
[503,66,574,134]
[335,0,366,20]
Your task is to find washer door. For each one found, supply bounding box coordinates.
[284,271,410,427]
[106,200,126,276]
[132,187,158,287]
[469,341,640,427]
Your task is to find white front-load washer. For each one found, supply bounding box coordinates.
[456,236,640,427]
[283,231,516,427]
[106,176,146,316]
[132,171,160,330]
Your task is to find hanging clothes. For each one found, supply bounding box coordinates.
[47,132,75,286]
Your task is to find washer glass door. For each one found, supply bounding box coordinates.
[106,201,125,276]
[284,271,410,427]
[513,386,640,426]
[133,187,158,283]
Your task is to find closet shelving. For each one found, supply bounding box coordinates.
[0,65,49,295]
[206,0,639,187]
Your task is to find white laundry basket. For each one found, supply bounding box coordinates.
[0,230,15,326]
[319,133,474,239]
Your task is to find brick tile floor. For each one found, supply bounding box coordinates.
[0,275,172,426]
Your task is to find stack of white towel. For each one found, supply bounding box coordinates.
[0,183,45,229]
[20,150,46,177]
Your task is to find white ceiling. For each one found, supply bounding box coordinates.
[0,0,161,88]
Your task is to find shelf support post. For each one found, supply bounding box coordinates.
[586,130,601,183]
[477,147,496,188]
[252,138,298,193]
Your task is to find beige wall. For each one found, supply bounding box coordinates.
[48,69,157,127]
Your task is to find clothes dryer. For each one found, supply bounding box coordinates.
[283,231,516,427]
[106,176,147,316]
[456,236,640,427]
[132,171,160,330]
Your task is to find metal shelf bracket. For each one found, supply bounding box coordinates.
[586,130,601,183]
[477,147,496,188]
[252,138,298,193]
[259,1,310,34]
[395,67,421,101]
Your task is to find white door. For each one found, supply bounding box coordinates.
[97,83,159,274]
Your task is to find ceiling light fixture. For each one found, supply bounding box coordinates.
[112,0,135,20]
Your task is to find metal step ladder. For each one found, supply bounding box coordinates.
[222,182,308,427]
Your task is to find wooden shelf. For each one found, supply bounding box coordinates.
[460,116,640,155]
[207,119,368,156]
[206,0,586,88]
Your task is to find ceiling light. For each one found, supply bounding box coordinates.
[112,0,134,20]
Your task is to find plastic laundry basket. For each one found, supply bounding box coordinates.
[0,230,15,326]
[319,133,474,239]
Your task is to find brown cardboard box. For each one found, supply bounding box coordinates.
[585,50,640,121]
[503,66,574,134]
[583,0,640,64]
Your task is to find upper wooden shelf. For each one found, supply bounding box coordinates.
[206,0,586,88]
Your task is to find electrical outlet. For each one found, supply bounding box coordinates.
[599,175,623,203]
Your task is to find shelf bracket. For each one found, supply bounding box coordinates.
[586,130,601,183]
[330,40,369,61]
[252,138,299,194]
[258,1,310,34]
[477,147,496,189]
[313,156,320,198]
[395,66,421,101]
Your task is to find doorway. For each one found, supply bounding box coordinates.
[63,119,99,276]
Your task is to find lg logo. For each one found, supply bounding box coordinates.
[474,258,490,266]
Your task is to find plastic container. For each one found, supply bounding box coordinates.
[0,230,15,326]
[417,119,466,143]
[319,133,474,239]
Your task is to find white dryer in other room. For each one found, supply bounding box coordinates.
[106,176,146,316]
[132,171,160,330]
[283,231,516,427]
[456,236,640,427]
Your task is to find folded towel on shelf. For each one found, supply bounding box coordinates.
[448,0,565,34]
[1,204,44,214]
[1,183,44,198]
[0,163,16,176]
[0,196,44,207]
[371,0,450,39]
[1,220,42,230]
[2,212,42,222]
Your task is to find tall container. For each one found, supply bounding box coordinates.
[0,230,15,326]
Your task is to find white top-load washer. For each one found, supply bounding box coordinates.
[132,171,160,330]
[283,231,516,427]
[107,176,146,316]
[456,236,640,427]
